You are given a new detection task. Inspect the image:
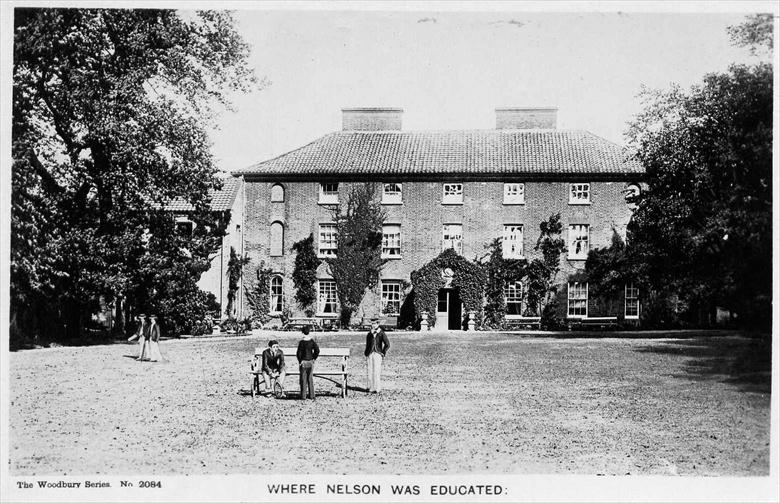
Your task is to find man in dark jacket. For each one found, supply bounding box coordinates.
[261,340,286,397]
[364,318,390,394]
[296,326,319,400]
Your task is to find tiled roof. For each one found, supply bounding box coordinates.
[162,176,241,212]
[236,130,643,178]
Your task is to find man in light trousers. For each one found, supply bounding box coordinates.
[364,318,390,394]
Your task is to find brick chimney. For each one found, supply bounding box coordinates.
[342,108,403,131]
[495,107,558,129]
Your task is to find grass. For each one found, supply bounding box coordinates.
[8,331,771,475]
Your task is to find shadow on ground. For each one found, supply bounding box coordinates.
[636,336,771,394]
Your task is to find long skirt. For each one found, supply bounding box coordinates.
[138,337,150,360]
[148,340,164,362]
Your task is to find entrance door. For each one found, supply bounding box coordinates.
[435,288,463,330]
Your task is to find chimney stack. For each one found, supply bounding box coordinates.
[495,107,558,129]
[342,108,403,131]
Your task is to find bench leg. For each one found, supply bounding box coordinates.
[343,375,347,398]
[251,376,255,398]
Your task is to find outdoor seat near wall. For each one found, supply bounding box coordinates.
[233,107,645,328]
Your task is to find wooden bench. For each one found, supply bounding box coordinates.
[573,316,619,330]
[505,316,541,330]
[250,346,350,398]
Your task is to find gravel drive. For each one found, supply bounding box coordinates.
[9,331,770,475]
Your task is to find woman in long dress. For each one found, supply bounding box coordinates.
[148,314,164,362]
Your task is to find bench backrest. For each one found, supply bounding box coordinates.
[254,347,351,358]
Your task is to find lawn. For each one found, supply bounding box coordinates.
[8,331,771,475]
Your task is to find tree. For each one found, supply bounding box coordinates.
[326,183,387,327]
[291,234,320,317]
[625,61,772,329]
[11,9,261,341]
[526,213,567,329]
[727,13,773,56]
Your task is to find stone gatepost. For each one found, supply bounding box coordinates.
[467,311,476,331]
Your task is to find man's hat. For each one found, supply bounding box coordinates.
[138,314,147,317]
[150,314,158,319]
[370,317,380,323]
[268,340,278,347]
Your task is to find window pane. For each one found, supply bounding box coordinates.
[381,281,402,314]
[442,224,463,254]
[318,224,337,257]
[318,280,338,314]
[502,225,523,258]
[442,183,463,204]
[568,282,588,317]
[568,224,589,259]
[382,183,402,203]
[382,224,401,257]
[503,183,525,204]
[569,183,590,204]
[504,281,525,315]
[270,276,283,312]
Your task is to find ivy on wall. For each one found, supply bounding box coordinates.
[481,238,527,329]
[225,246,250,320]
[291,234,320,317]
[410,248,486,329]
[244,260,273,326]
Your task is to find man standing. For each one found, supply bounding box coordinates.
[128,314,150,361]
[261,339,286,397]
[296,326,319,400]
[364,318,390,394]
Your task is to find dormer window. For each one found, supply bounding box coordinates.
[319,183,339,204]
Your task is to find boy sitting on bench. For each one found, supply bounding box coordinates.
[254,339,287,397]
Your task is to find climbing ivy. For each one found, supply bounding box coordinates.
[225,246,250,320]
[244,260,274,325]
[291,234,320,317]
[481,238,527,329]
[410,248,486,329]
[527,213,567,329]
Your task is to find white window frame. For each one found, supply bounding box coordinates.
[382,224,402,259]
[568,224,589,260]
[503,183,525,205]
[504,280,525,317]
[381,281,403,315]
[382,183,403,205]
[270,276,283,314]
[568,282,588,318]
[318,223,337,258]
[442,183,463,205]
[319,182,339,205]
[569,183,591,205]
[317,279,339,315]
[442,224,463,254]
[502,224,524,259]
[625,283,640,319]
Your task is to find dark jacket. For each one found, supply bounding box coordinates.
[141,322,151,340]
[149,323,160,342]
[296,338,320,362]
[262,348,285,373]
[364,328,389,357]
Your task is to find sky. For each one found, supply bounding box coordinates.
[177,8,770,172]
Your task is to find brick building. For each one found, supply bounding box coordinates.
[234,107,644,329]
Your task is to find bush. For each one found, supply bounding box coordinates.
[156,290,220,337]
